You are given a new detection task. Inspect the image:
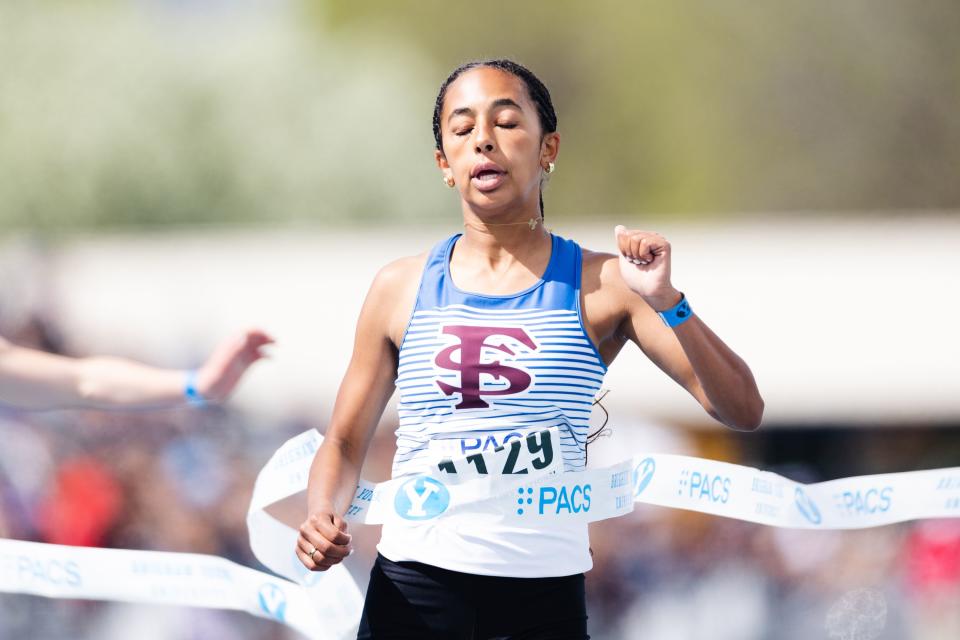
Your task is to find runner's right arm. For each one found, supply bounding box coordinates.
[297,261,410,571]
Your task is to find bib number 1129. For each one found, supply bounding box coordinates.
[436,429,554,477]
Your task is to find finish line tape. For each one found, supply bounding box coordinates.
[0,536,354,639]
[2,428,958,640]
[250,428,960,531]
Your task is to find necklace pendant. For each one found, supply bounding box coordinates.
[528,218,538,230]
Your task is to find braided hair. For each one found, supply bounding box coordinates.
[432,59,558,219]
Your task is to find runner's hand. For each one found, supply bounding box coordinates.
[297,511,353,571]
[195,329,274,402]
[614,225,682,311]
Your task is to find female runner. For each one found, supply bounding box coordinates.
[296,59,763,639]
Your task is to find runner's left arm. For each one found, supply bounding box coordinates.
[611,226,764,431]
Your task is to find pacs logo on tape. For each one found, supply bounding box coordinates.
[504,459,635,523]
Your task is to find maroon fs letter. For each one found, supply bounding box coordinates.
[435,326,537,409]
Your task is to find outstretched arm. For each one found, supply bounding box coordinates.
[612,225,764,431]
[0,329,273,410]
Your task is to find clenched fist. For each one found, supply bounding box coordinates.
[296,509,353,571]
[614,225,682,311]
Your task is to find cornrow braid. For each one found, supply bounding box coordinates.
[432,59,557,219]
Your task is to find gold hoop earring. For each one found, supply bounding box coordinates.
[443,175,455,188]
[544,162,555,175]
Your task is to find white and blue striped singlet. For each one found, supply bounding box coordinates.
[377,232,609,577]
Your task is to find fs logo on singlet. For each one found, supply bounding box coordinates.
[434,325,537,409]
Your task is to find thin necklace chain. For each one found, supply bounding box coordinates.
[463,217,542,231]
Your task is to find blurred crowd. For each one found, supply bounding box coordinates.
[587,510,960,639]
[1,315,958,640]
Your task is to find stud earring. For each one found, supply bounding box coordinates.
[443,175,455,188]
[544,162,555,174]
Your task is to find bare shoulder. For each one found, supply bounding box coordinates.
[366,252,429,347]
[574,247,641,361]
[579,245,660,346]
[371,252,429,292]
[580,247,633,299]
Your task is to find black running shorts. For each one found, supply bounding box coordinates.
[357,552,590,640]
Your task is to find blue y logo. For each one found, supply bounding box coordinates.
[258,583,287,622]
[395,476,450,520]
[795,486,822,525]
[633,458,656,497]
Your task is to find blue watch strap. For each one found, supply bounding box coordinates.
[657,292,693,328]
[184,370,208,407]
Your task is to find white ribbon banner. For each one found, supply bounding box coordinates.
[250,428,960,531]
[2,427,958,640]
[0,536,347,639]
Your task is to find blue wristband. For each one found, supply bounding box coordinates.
[657,292,693,328]
[184,369,208,407]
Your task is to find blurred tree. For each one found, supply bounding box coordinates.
[310,0,960,217]
[0,3,449,232]
[0,1,958,232]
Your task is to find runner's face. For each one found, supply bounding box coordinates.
[436,67,556,215]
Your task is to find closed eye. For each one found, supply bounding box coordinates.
[454,123,517,137]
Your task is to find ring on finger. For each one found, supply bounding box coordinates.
[310,548,320,562]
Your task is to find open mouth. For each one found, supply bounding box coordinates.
[475,169,503,182]
[470,165,507,192]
